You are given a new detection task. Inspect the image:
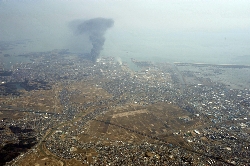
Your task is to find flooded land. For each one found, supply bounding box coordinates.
[0,49,249,166]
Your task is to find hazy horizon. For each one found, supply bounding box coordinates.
[1,0,250,64]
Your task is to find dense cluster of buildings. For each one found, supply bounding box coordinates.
[0,50,249,165]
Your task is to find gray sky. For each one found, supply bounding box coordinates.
[1,0,250,64]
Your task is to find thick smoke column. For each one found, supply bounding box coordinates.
[77,18,114,62]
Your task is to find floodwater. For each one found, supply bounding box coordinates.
[0,55,31,70]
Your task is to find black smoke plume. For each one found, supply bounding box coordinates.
[76,18,114,62]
